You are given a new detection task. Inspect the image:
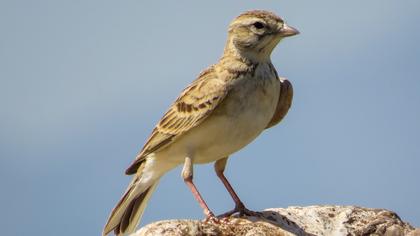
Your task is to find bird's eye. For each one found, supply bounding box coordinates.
[253,22,265,29]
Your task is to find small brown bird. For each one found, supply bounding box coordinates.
[103,10,298,236]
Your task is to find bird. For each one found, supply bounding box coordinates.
[103,10,299,236]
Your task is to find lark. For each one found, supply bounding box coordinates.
[103,10,299,236]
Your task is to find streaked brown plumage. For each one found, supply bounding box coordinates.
[104,10,298,236]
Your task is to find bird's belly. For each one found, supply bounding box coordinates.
[191,107,272,163]
[159,76,280,164]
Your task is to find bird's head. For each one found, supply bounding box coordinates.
[225,10,299,62]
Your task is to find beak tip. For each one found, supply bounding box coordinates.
[280,24,300,37]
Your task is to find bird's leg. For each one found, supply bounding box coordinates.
[215,157,259,218]
[182,156,218,222]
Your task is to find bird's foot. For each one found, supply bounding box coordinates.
[217,203,261,218]
[203,211,220,224]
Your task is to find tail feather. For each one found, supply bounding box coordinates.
[121,183,158,234]
[103,178,137,235]
[103,165,159,236]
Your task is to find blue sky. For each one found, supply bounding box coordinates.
[1,1,419,235]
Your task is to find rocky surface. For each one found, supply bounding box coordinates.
[130,205,419,236]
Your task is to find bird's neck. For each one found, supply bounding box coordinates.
[222,37,273,64]
[217,51,261,82]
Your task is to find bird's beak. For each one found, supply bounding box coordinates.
[278,23,299,37]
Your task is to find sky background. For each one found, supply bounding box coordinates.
[1,1,419,235]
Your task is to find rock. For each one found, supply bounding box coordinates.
[130,205,419,236]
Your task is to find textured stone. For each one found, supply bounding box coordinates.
[130,205,419,236]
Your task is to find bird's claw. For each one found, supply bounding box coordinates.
[203,212,220,224]
[238,208,261,217]
[217,204,261,218]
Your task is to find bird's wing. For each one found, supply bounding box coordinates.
[125,66,228,174]
[265,77,293,129]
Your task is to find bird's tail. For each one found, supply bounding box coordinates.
[103,164,159,236]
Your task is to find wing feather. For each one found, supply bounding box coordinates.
[265,77,293,129]
[126,66,228,174]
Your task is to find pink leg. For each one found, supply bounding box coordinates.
[184,176,216,219]
[215,158,259,218]
[182,157,218,221]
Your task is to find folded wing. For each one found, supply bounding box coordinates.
[126,66,229,174]
[265,77,293,129]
